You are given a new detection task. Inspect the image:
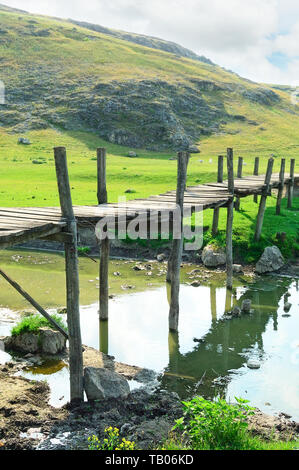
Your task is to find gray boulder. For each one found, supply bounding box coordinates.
[18,137,31,145]
[3,328,66,355]
[84,367,130,401]
[201,245,226,267]
[241,299,252,314]
[256,246,285,274]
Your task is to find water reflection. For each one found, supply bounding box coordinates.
[95,277,299,419]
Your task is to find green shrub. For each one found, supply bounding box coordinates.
[174,396,256,450]
[11,314,67,336]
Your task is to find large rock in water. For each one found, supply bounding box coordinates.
[4,328,66,355]
[255,246,285,274]
[201,245,226,267]
[84,367,130,401]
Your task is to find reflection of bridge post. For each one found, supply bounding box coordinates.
[210,285,217,322]
[225,288,232,313]
[99,320,109,355]
[222,321,230,372]
[168,331,180,392]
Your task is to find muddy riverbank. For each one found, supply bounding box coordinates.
[0,357,298,451]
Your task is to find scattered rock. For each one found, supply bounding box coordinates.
[241,299,252,314]
[18,137,31,145]
[247,359,261,369]
[127,151,138,157]
[201,245,226,267]
[233,264,243,273]
[190,281,201,287]
[255,246,285,274]
[83,367,130,400]
[157,253,166,262]
[232,306,241,317]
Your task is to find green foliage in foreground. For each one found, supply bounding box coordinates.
[87,397,299,451]
[174,396,256,450]
[11,313,67,336]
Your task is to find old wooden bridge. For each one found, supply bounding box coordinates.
[0,147,298,403]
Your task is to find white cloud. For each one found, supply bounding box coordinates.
[2,0,299,85]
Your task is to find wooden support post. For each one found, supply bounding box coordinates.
[169,151,188,331]
[276,158,285,215]
[226,148,234,290]
[212,155,224,236]
[254,157,274,242]
[235,156,243,211]
[54,147,83,405]
[287,159,295,209]
[167,152,190,282]
[0,268,68,338]
[97,148,109,321]
[253,157,259,203]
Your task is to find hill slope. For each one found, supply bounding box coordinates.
[1,5,299,153]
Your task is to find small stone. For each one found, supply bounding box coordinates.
[247,360,261,369]
[233,264,243,273]
[232,306,241,317]
[157,254,166,262]
[190,281,201,287]
[241,299,252,314]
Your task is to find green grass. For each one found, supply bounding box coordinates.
[161,397,299,451]
[11,313,67,336]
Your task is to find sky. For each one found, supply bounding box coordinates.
[2,0,299,86]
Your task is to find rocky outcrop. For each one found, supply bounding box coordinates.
[201,245,226,267]
[84,367,130,401]
[255,246,285,274]
[4,328,66,355]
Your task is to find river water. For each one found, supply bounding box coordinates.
[0,250,298,420]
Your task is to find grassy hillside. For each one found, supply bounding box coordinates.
[0,5,298,212]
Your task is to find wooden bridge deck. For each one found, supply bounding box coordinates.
[0,172,297,249]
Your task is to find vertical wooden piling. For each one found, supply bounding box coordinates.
[169,151,188,331]
[253,157,259,203]
[212,155,224,236]
[226,148,234,290]
[235,156,243,211]
[254,157,274,241]
[54,147,83,404]
[276,158,285,215]
[97,148,109,321]
[167,152,190,282]
[287,159,295,209]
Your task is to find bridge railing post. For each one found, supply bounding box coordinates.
[169,151,188,331]
[253,157,259,203]
[254,157,274,241]
[54,146,83,405]
[212,155,224,236]
[226,148,234,290]
[287,159,295,209]
[235,156,243,211]
[97,148,110,322]
[276,158,285,215]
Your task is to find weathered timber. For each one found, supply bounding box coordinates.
[54,146,83,405]
[97,148,110,321]
[169,152,188,331]
[226,148,234,290]
[212,156,224,236]
[0,268,68,338]
[254,157,274,242]
[253,157,259,203]
[287,159,295,209]
[235,156,243,211]
[276,158,285,215]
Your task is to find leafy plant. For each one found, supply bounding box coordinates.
[174,396,255,450]
[11,313,67,336]
[88,427,136,451]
